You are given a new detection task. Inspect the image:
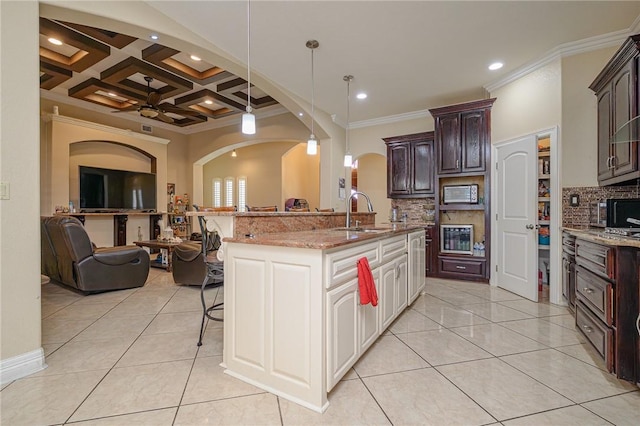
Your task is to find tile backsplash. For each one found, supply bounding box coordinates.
[562,184,640,227]
[391,198,436,223]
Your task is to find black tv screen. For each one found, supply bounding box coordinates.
[79,166,156,212]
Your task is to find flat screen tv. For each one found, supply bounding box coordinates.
[79,166,156,212]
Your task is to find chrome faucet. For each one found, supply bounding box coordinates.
[346,191,374,228]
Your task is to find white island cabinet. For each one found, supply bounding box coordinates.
[222,227,425,413]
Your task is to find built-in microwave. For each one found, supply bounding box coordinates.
[589,198,640,228]
[606,198,640,228]
[442,184,478,204]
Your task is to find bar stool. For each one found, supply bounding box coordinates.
[196,215,224,346]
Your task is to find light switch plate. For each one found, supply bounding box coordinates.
[569,193,579,207]
[0,182,9,200]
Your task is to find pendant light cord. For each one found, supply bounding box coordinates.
[345,75,352,152]
[310,47,315,137]
[246,0,252,113]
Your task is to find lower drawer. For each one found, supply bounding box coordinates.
[439,257,484,277]
[576,300,614,372]
[575,265,613,326]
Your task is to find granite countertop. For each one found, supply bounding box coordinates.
[186,211,376,217]
[223,224,425,249]
[563,227,640,248]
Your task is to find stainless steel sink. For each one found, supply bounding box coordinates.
[330,227,389,233]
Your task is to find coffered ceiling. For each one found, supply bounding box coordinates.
[40,1,640,134]
[39,17,278,128]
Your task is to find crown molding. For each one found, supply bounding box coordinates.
[485,28,633,93]
[349,109,431,129]
[44,113,171,145]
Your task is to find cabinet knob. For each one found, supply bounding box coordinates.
[582,325,593,333]
[455,265,466,270]
[583,287,594,294]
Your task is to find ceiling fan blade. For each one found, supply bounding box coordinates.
[112,105,139,112]
[148,92,161,106]
[156,112,174,123]
[160,104,201,116]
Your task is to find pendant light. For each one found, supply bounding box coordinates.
[241,0,256,135]
[306,40,319,155]
[343,75,354,167]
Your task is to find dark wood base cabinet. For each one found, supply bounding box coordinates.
[574,238,639,384]
[425,226,436,276]
[437,255,487,282]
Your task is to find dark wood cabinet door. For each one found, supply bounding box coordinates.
[387,143,411,196]
[411,140,434,195]
[437,114,461,174]
[461,111,486,173]
[384,132,435,198]
[425,226,435,276]
[612,63,635,177]
[591,34,640,186]
[597,88,613,182]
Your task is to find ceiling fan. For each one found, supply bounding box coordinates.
[113,76,197,123]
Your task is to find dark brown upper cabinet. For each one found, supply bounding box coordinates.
[383,132,435,198]
[590,34,640,186]
[430,98,496,175]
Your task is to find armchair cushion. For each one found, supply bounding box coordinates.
[93,246,148,266]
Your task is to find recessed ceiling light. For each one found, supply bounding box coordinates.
[190,55,201,61]
[298,112,304,117]
[48,37,63,46]
[356,93,367,100]
[204,100,213,105]
[108,92,117,97]
[488,62,504,71]
[150,34,159,40]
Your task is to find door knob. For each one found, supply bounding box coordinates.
[526,224,534,229]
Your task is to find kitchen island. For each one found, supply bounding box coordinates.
[221,225,426,412]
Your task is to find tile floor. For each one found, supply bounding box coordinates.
[1,271,638,425]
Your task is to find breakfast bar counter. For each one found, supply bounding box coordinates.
[221,225,426,412]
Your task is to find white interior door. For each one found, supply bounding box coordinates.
[495,135,538,301]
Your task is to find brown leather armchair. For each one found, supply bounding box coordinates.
[41,216,149,292]
[171,234,221,286]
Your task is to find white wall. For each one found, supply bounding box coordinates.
[0,0,43,375]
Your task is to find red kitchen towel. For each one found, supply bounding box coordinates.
[357,257,378,306]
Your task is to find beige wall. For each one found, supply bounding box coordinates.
[202,141,299,210]
[1,0,41,366]
[282,143,320,210]
[355,154,390,226]
[40,98,191,202]
[490,59,562,145]
[43,117,169,217]
[561,47,617,187]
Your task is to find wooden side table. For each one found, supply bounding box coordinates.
[134,240,184,272]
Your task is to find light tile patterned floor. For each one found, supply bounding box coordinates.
[1,271,638,425]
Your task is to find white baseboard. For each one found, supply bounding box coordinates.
[0,348,47,386]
